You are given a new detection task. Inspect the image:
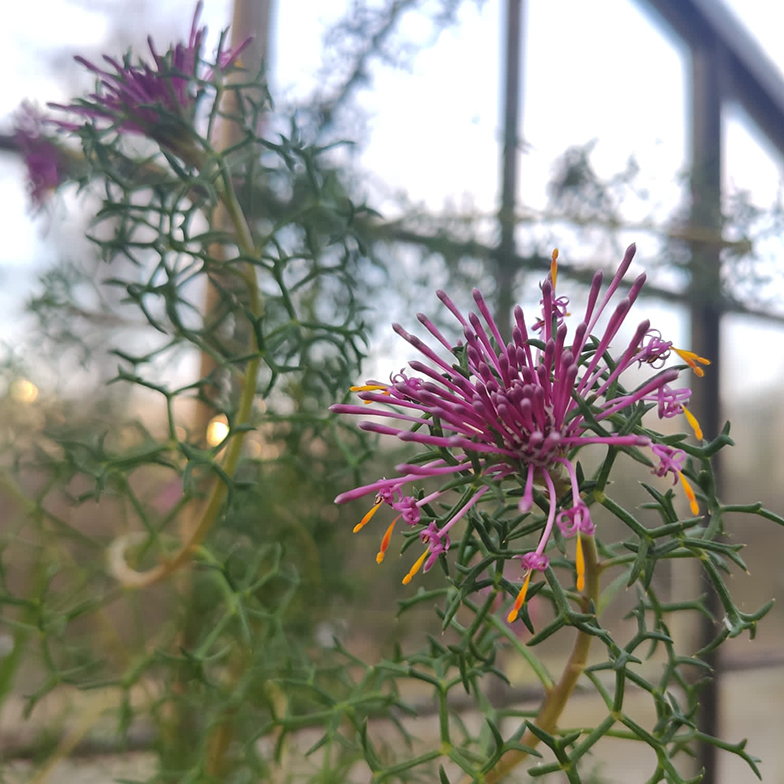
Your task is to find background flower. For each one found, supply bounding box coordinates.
[49,2,250,164]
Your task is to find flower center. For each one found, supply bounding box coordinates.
[475,374,565,467]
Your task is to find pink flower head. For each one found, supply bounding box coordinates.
[49,2,251,165]
[14,102,65,207]
[393,495,421,526]
[557,502,595,538]
[637,328,672,366]
[333,245,708,615]
[651,443,686,484]
[533,262,570,332]
[520,552,549,572]
[420,521,451,572]
[645,384,691,418]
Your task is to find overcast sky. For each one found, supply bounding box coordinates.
[2,0,784,398]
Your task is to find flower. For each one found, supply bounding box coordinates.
[49,2,250,165]
[650,442,700,517]
[333,245,708,620]
[650,443,686,482]
[14,102,65,207]
[638,327,711,377]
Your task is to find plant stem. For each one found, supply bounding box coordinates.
[472,536,601,784]
[109,153,263,590]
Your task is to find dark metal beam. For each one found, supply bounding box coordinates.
[366,221,784,325]
[640,0,784,159]
[633,2,784,779]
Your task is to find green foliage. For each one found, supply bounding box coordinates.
[316,436,775,783]
[1,56,379,781]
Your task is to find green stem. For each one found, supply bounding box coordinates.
[485,606,555,691]
[164,172,262,550]
[169,168,262,547]
[475,536,601,784]
[111,161,264,589]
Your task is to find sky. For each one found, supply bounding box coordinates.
[2,0,784,399]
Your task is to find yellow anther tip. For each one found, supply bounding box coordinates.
[376,517,398,563]
[683,406,704,441]
[354,500,383,533]
[508,570,533,623]
[350,383,388,393]
[402,549,429,586]
[575,535,586,592]
[673,349,711,375]
[679,471,700,517]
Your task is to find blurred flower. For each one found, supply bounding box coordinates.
[14,102,65,207]
[333,245,707,619]
[49,2,250,166]
[153,478,184,513]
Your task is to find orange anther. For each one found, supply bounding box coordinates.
[678,471,700,516]
[682,405,703,441]
[353,499,383,533]
[507,570,533,623]
[575,534,585,592]
[673,348,711,378]
[376,516,399,564]
[402,549,429,585]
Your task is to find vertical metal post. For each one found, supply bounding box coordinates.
[486,0,524,712]
[689,30,724,784]
[495,0,524,341]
